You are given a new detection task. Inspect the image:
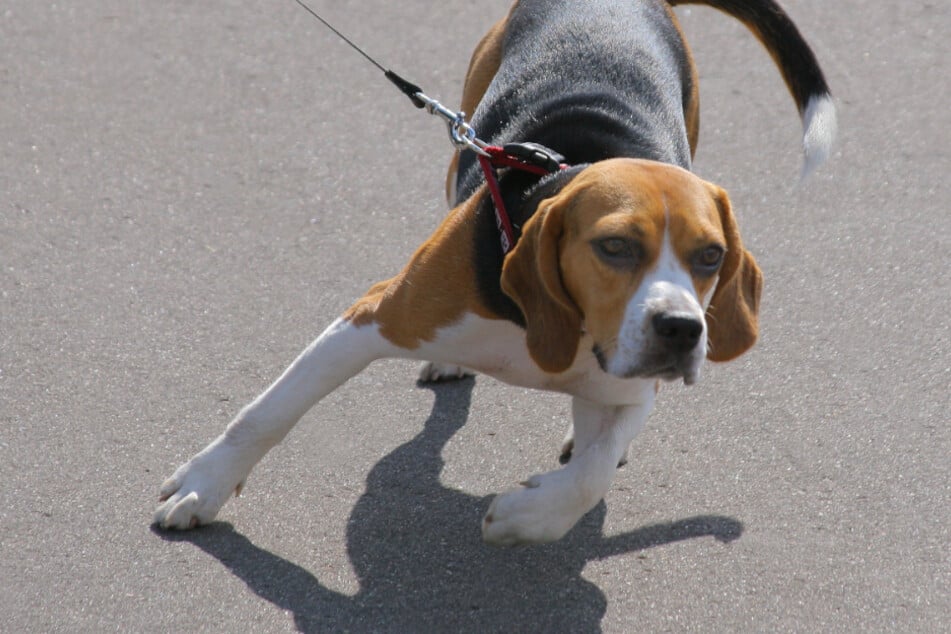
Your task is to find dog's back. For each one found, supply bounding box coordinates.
[457,0,694,200]
[455,0,834,201]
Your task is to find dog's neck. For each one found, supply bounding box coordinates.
[525,104,688,169]
[468,166,585,330]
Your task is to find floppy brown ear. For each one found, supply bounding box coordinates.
[705,185,764,362]
[500,197,583,373]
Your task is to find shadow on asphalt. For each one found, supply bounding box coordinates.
[154,377,742,632]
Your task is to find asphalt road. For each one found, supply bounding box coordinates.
[1,1,948,632]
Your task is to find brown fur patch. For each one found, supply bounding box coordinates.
[500,194,583,373]
[703,184,763,361]
[664,3,701,157]
[343,193,494,349]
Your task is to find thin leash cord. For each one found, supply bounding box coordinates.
[292,0,430,109]
[291,0,386,73]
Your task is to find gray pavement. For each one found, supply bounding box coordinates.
[1,1,948,632]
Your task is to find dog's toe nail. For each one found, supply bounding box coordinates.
[519,476,541,489]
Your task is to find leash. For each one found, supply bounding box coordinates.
[292,0,567,254]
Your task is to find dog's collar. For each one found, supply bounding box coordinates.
[477,143,568,254]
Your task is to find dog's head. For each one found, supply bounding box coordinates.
[501,158,762,383]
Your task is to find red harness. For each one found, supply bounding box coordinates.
[477,144,569,254]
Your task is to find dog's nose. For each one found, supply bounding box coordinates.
[652,313,703,352]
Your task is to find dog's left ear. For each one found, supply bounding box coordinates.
[705,184,763,362]
[501,194,583,374]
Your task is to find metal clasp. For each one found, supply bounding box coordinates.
[414,91,490,156]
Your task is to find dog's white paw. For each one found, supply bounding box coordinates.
[154,437,250,530]
[417,362,474,383]
[482,471,582,546]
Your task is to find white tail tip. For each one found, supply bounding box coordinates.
[801,94,837,180]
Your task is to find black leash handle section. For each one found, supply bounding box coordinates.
[384,70,426,109]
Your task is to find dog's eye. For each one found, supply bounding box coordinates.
[593,237,640,267]
[693,245,724,274]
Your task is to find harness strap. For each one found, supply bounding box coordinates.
[478,144,568,254]
[478,153,517,254]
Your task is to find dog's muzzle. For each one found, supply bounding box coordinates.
[603,281,709,385]
[637,311,706,384]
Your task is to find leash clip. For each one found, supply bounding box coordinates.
[413,91,490,157]
[448,112,487,156]
[292,4,491,157]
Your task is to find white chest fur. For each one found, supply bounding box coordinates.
[413,314,654,406]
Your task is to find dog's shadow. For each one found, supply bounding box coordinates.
[156,377,742,632]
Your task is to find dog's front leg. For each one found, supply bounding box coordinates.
[154,317,395,529]
[482,394,654,546]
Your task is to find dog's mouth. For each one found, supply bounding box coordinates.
[627,359,699,385]
[594,344,700,385]
[647,362,699,385]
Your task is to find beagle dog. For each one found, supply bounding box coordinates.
[155,0,834,545]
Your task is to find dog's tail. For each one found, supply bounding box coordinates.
[669,0,836,177]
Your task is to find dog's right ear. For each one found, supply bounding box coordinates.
[501,196,583,374]
[704,184,763,362]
